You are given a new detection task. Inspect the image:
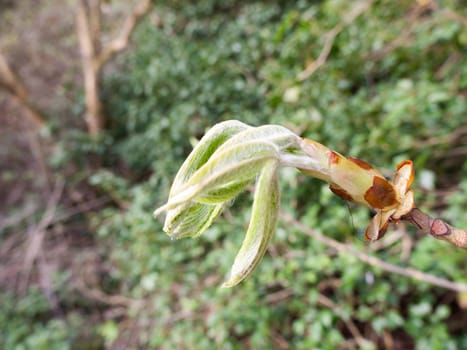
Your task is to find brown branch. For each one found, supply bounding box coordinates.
[401,207,467,248]
[74,280,142,307]
[297,0,373,81]
[0,53,46,128]
[280,211,467,293]
[88,0,102,53]
[266,287,295,304]
[77,1,97,60]
[76,0,104,135]
[76,0,152,136]
[97,0,152,66]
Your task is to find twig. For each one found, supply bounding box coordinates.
[369,225,413,261]
[38,250,63,316]
[369,227,405,251]
[316,293,371,348]
[51,195,112,225]
[382,330,395,350]
[266,287,295,304]
[97,0,152,66]
[339,339,362,350]
[280,211,467,293]
[271,331,290,350]
[0,202,38,232]
[317,278,341,291]
[74,280,142,307]
[367,2,466,62]
[0,53,46,128]
[0,196,111,243]
[166,309,195,325]
[297,0,373,81]
[18,179,65,294]
[440,8,467,27]
[400,231,414,262]
[26,126,51,191]
[366,3,427,61]
[0,230,25,259]
[435,52,461,79]
[267,286,372,347]
[76,0,152,135]
[413,125,467,149]
[401,207,467,248]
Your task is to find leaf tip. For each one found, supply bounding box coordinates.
[221,274,241,288]
[153,205,167,218]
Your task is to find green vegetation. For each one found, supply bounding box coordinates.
[1,0,466,348]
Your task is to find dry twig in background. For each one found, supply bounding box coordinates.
[0,52,46,128]
[316,293,371,348]
[280,211,467,293]
[74,280,142,308]
[18,179,64,295]
[297,0,373,81]
[266,285,371,347]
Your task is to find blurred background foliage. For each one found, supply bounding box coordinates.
[1,0,466,349]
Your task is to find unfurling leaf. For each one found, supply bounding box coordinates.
[222,160,280,287]
[154,120,416,286]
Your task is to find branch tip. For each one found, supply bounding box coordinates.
[401,208,467,248]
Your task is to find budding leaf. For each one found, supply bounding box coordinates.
[155,120,416,287]
[156,120,251,238]
[222,160,280,288]
[171,120,251,190]
[163,202,225,239]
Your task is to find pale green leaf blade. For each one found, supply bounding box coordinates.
[168,140,280,207]
[171,120,251,193]
[163,202,225,239]
[217,124,301,154]
[222,160,280,288]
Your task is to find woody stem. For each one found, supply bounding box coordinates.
[401,208,467,248]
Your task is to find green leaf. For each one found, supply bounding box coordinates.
[222,160,280,287]
[171,120,251,191]
[163,201,225,239]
